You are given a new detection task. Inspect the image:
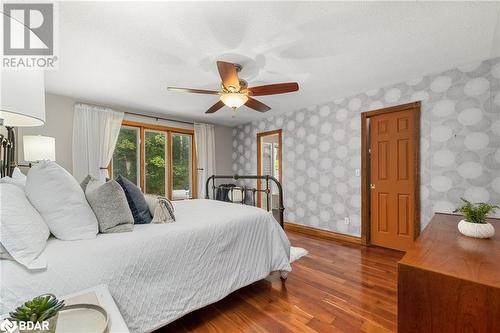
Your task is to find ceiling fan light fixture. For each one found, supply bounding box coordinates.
[220,93,248,109]
[168,61,298,114]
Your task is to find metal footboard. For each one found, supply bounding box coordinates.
[205,174,285,228]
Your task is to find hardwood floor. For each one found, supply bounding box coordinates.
[161,231,404,333]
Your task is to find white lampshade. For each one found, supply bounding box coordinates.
[0,70,46,127]
[220,93,248,109]
[23,135,55,161]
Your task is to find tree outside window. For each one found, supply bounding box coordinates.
[112,127,139,185]
[145,131,166,196]
[112,125,194,199]
[172,133,192,194]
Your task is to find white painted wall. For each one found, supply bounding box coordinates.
[16,93,233,177]
[17,94,74,172]
[213,125,233,175]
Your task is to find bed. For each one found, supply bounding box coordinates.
[0,199,291,332]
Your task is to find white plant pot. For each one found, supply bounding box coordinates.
[458,220,495,239]
[19,313,59,333]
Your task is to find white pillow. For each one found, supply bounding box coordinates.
[0,167,27,189]
[12,167,27,182]
[0,183,50,269]
[25,161,98,240]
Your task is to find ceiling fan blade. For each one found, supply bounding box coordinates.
[167,87,219,95]
[205,100,225,114]
[245,97,271,112]
[248,82,299,96]
[216,61,240,91]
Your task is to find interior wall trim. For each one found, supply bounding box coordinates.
[284,221,362,245]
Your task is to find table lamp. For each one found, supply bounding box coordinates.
[1,70,46,175]
[1,70,46,127]
[23,135,56,164]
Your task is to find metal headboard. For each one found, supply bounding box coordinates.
[0,127,16,178]
[205,174,285,228]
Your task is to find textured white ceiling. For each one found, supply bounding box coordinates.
[46,1,500,126]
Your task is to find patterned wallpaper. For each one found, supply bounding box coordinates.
[232,57,500,236]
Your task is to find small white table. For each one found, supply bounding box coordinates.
[1,285,129,333]
[62,285,129,333]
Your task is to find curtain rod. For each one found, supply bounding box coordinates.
[124,111,194,126]
[75,102,195,126]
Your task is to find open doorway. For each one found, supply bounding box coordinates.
[257,129,282,221]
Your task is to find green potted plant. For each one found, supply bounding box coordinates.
[454,198,499,239]
[9,294,64,333]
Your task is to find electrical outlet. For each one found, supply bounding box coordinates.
[344,217,350,225]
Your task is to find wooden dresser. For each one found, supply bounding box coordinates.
[398,213,500,333]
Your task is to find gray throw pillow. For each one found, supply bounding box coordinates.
[85,178,134,233]
[152,197,176,224]
[80,175,92,192]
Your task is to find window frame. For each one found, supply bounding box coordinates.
[109,120,197,200]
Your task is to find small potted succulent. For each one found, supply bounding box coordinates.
[9,294,64,333]
[454,198,499,239]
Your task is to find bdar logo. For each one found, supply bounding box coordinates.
[3,3,54,56]
[0,318,17,333]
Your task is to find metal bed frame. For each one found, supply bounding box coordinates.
[205,174,285,228]
[0,127,16,178]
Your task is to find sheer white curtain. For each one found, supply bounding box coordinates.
[194,123,216,199]
[72,103,124,182]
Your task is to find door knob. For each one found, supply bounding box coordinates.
[370,184,375,189]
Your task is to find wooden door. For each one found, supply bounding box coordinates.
[370,109,417,251]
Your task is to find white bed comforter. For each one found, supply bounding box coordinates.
[0,199,291,332]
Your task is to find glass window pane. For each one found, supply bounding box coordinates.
[145,130,167,196]
[112,126,139,185]
[171,133,192,200]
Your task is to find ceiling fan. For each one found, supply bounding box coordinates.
[167,61,299,114]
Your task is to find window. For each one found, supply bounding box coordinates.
[171,133,193,200]
[144,130,167,196]
[111,122,196,200]
[111,126,140,185]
